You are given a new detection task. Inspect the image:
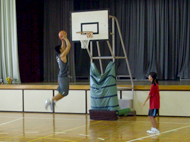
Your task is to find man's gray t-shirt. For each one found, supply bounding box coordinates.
[56,53,69,96]
[56,54,69,77]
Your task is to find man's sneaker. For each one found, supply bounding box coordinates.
[45,99,56,111]
[147,128,160,134]
[45,99,51,110]
[50,101,56,111]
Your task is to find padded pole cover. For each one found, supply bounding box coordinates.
[90,61,120,111]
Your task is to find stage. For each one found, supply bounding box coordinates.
[0,80,190,117]
[0,80,190,90]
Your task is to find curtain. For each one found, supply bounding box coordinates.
[74,0,190,80]
[176,0,190,79]
[0,0,20,83]
[43,0,75,82]
[16,0,44,82]
[115,0,190,79]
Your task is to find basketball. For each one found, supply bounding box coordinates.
[58,30,67,39]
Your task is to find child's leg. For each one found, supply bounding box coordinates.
[149,116,158,129]
[147,109,159,133]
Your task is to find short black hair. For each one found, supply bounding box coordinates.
[55,45,61,54]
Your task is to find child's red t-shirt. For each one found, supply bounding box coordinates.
[149,83,160,109]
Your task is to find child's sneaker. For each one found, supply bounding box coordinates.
[146,127,153,133]
[147,127,160,134]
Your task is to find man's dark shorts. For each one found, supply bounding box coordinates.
[57,76,69,96]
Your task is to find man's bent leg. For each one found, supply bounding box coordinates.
[45,93,65,111]
[52,93,64,102]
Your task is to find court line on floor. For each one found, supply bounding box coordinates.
[79,134,90,136]
[0,117,23,127]
[54,132,67,134]
[1,116,190,125]
[1,115,190,127]
[0,133,9,134]
[1,115,190,125]
[119,120,190,125]
[126,124,190,142]
[24,132,39,134]
[28,120,102,142]
[0,116,87,120]
[46,137,77,142]
[98,137,105,141]
[153,131,175,142]
[0,116,22,118]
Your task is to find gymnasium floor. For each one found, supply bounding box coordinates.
[0,112,190,142]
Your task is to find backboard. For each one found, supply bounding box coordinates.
[71,10,109,41]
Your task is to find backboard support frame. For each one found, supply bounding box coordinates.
[71,10,134,110]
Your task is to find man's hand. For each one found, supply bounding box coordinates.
[59,31,67,40]
[61,35,67,41]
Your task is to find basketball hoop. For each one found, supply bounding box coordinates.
[76,31,93,49]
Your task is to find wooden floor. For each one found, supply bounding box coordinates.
[0,112,190,142]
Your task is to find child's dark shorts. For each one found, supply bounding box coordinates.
[148,109,159,117]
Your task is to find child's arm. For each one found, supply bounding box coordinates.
[142,95,151,107]
[142,84,154,107]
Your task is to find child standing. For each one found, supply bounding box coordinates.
[142,72,160,133]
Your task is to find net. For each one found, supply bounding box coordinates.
[76,31,93,49]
